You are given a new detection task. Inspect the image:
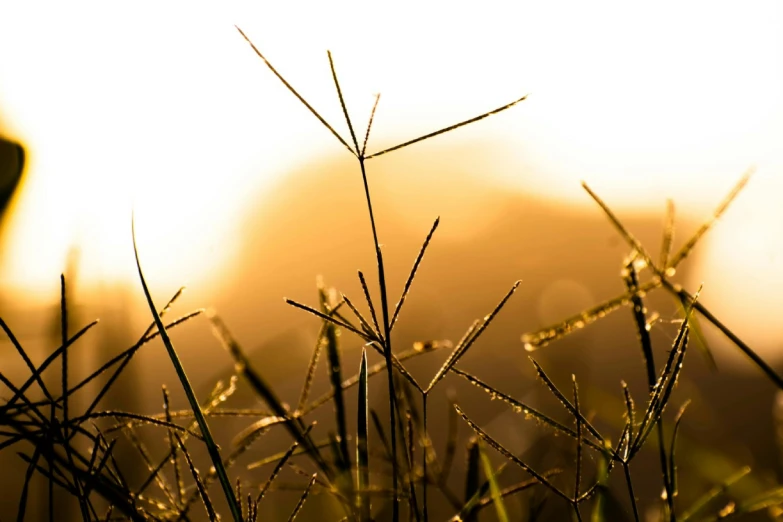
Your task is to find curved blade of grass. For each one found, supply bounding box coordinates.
[132,221,241,522]
[365,95,528,159]
[680,466,751,522]
[79,294,197,423]
[357,348,371,521]
[478,440,509,522]
[476,473,557,514]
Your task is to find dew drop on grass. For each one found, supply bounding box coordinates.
[718,502,736,517]
[413,339,452,352]
[665,267,677,277]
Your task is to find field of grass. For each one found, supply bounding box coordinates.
[1,27,782,522]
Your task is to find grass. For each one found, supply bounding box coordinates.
[0,27,782,522]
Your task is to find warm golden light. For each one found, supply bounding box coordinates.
[0,2,781,361]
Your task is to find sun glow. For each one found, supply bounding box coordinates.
[0,2,781,361]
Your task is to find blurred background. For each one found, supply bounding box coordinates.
[1,1,783,520]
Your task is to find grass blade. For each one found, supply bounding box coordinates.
[319,285,351,478]
[253,425,313,511]
[357,348,371,521]
[464,438,480,522]
[206,312,331,480]
[390,217,439,332]
[455,405,571,502]
[132,220,241,522]
[478,440,509,522]
[573,376,582,503]
[174,433,217,522]
[521,281,658,351]
[235,26,356,156]
[361,93,381,157]
[668,400,690,504]
[16,443,43,522]
[302,346,440,416]
[438,389,459,486]
[659,199,675,272]
[366,95,528,159]
[680,466,750,522]
[287,474,318,522]
[529,359,605,445]
[452,368,604,454]
[668,169,753,269]
[163,385,185,506]
[582,182,655,270]
[3,319,99,413]
[427,281,521,393]
[327,50,360,153]
[286,298,371,341]
[357,271,383,344]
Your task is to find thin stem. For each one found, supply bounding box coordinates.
[622,462,640,522]
[358,156,399,521]
[660,279,783,389]
[422,393,429,522]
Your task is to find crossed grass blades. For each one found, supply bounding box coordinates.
[0,27,780,522]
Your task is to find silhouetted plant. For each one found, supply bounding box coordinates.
[0,27,780,522]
